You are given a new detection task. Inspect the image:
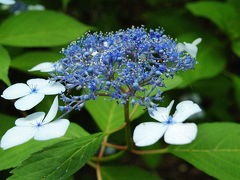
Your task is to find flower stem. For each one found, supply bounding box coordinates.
[124,101,133,150]
[103,142,168,155]
[96,163,102,180]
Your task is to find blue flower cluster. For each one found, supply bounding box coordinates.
[52,26,196,111]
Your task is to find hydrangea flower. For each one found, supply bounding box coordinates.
[177,38,202,58]
[0,96,70,150]
[1,78,65,111]
[51,27,198,111]
[0,0,15,5]
[29,62,62,72]
[133,100,201,146]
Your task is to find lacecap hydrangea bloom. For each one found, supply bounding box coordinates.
[51,27,198,111]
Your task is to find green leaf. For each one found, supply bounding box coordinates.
[11,51,63,76]
[9,133,103,180]
[0,45,11,85]
[160,75,182,92]
[101,165,162,180]
[232,40,240,57]
[0,11,91,47]
[170,123,240,180]
[62,0,71,10]
[186,2,240,39]
[85,97,124,133]
[0,113,15,137]
[232,75,240,108]
[177,34,226,88]
[0,122,88,170]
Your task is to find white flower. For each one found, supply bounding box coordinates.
[133,100,201,146]
[0,0,15,5]
[29,62,62,72]
[177,38,202,58]
[0,96,70,150]
[1,78,65,111]
[28,4,45,11]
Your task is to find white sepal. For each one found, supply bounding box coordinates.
[0,126,36,150]
[0,0,15,5]
[148,100,174,122]
[34,119,70,140]
[164,123,197,145]
[133,122,168,147]
[172,100,201,123]
[43,96,58,124]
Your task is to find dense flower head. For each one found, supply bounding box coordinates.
[51,26,197,111]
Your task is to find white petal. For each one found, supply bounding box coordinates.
[176,43,186,52]
[14,93,45,111]
[28,4,45,11]
[148,100,174,122]
[164,123,197,145]
[38,81,65,95]
[133,122,168,147]
[34,119,70,140]
[43,96,58,124]
[0,126,36,150]
[28,62,55,72]
[0,0,15,5]
[192,38,202,46]
[172,100,201,123]
[184,43,198,58]
[1,83,30,100]
[27,78,49,88]
[15,112,45,126]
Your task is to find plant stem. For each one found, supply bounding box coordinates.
[131,148,168,155]
[87,161,97,168]
[98,136,108,158]
[124,101,133,150]
[92,151,125,162]
[103,142,168,155]
[103,142,127,150]
[96,163,102,180]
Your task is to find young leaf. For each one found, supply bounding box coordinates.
[85,97,125,133]
[0,122,88,170]
[0,11,91,47]
[9,133,103,180]
[0,45,11,85]
[169,123,240,180]
[101,165,162,180]
[11,51,63,76]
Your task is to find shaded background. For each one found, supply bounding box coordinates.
[0,0,239,179]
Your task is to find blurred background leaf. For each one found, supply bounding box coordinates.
[0,10,91,47]
[0,45,10,85]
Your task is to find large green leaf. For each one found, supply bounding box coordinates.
[0,11,91,47]
[0,45,11,85]
[170,123,240,180]
[0,113,15,137]
[9,133,103,180]
[0,122,88,170]
[177,34,226,87]
[186,2,240,39]
[11,51,63,76]
[85,97,124,133]
[101,165,162,180]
